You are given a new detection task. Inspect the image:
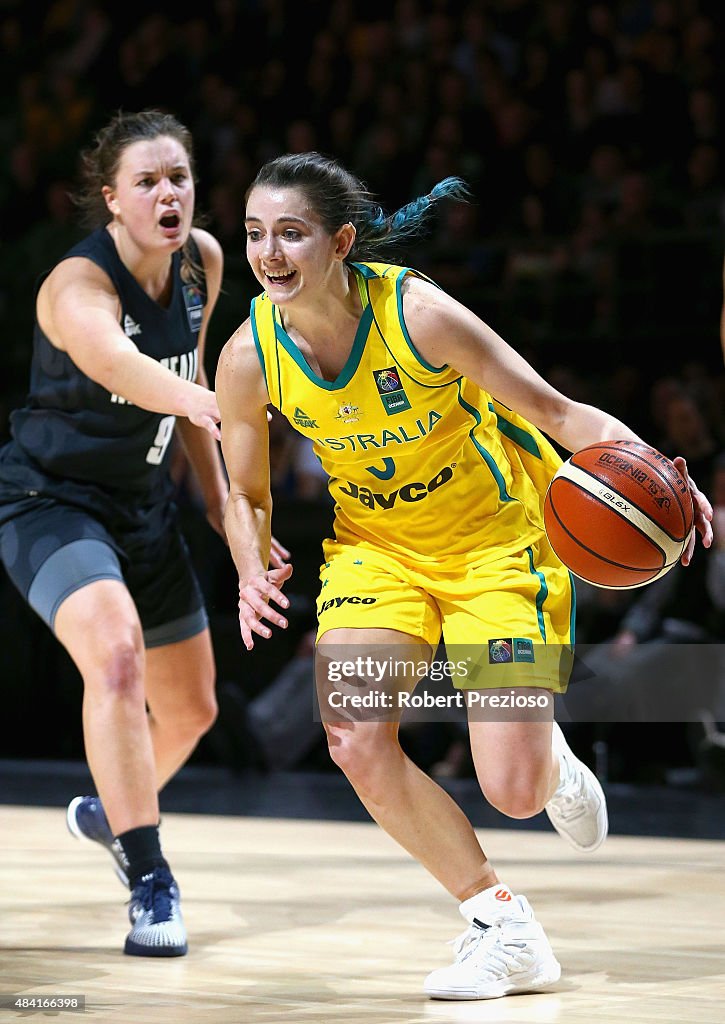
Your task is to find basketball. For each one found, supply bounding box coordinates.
[543,439,694,589]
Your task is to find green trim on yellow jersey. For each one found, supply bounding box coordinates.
[488,402,542,460]
[249,261,564,566]
[271,300,375,392]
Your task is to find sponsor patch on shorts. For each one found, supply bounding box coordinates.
[488,638,513,663]
[513,637,535,663]
[488,637,536,664]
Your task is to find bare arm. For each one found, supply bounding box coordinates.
[216,321,292,648]
[402,277,640,451]
[39,255,220,438]
[174,229,229,536]
[402,277,713,555]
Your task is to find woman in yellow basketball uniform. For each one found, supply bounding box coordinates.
[216,153,712,1001]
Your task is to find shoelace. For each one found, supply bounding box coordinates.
[130,870,175,923]
[450,922,528,974]
[548,756,589,820]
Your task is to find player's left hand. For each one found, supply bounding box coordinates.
[673,456,713,565]
[270,535,291,568]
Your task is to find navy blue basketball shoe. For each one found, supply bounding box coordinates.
[124,865,187,957]
[66,795,129,887]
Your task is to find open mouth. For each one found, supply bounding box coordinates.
[160,212,180,229]
[265,269,297,285]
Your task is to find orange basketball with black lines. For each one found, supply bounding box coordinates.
[543,439,694,590]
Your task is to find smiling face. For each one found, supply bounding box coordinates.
[102,135,195,253]
[245,184,353,306]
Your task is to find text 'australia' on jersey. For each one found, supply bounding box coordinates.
[251,262,563,566]
[7,228,205,496]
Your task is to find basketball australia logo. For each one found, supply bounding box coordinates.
[373,367,411,415]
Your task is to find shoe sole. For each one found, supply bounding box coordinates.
[425,957,562,1000]
[66,797,129,888]
[124,936,188,957]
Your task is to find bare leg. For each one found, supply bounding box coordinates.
[144,628,217,790]
[318,629,496,901]
[468,714,559,819]
[55,580,158,835]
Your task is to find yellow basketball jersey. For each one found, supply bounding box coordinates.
[250,262,564,567]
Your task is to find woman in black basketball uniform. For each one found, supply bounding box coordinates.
[0,110,286,957]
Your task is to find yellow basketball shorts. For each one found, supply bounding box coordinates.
[316,534,575,692]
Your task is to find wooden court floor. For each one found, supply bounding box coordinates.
[1,804,724,1023]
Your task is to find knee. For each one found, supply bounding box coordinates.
[188,691,218,736]
[325,725,399,791]
[159,675,218,740]
[87,638,145,702]
[479,773,550,820]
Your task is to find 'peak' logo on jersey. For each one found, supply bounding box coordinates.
[373,367,411,415]
[293,407,318,428]
[495,889,512,902]
[123,314,141,337]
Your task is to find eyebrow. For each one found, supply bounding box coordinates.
[244,215,308,225]
[132,164,188,176]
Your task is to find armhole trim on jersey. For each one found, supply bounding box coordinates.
[488,402,542,459]
[395,270,449,374]
[250,297,272,397]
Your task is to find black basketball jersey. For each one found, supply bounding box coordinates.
[3,228,206,497]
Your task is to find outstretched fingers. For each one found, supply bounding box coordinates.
[270,534,291,568]
[238,564,293,650]
[673,456,713,564]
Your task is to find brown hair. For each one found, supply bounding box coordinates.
[73,109,204,283]
[247,151,470,262]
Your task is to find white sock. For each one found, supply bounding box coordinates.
[459,882,516,924]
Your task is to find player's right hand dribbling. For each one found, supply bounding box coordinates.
[238,563,294,650]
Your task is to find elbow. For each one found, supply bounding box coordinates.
[228,490,272,515]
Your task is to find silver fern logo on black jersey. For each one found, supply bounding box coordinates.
[338,463,456,510]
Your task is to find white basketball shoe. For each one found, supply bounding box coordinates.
[546,722,608,852]
[424,884,561,1000]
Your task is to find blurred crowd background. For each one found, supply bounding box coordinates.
[1,0,724,788]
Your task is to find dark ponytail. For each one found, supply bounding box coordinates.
[247,151,471,261]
